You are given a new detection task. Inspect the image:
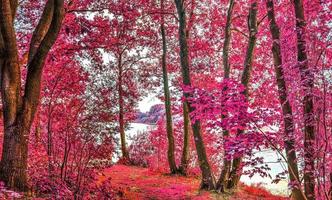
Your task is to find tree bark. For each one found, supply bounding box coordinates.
[160,1,178,173]
[227,1,257,189]
[180,2,192,176]
[0,26,4,83]
[222,0,234,80]
[118,53,129,161]
[329,173,332,200]
[0,0,24,190]
[174,0,215,190]
[47,112,54,173]
[0,0,64,191]
[216,0,234,192]
[293,1,315,199]
[266,1,305,199]
[28,0,54,63]
[60,130,71,181]
[179,102,190,175]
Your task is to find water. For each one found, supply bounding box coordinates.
[126,123,289,196]
[241,149,289,195]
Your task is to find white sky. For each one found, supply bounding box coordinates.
[138,94,162,112]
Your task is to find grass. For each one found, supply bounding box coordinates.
[98,165,288,200]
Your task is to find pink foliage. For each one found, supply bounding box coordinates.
[0,0,331,199]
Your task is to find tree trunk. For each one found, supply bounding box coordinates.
[61,135,71,181]
[0,0,64,191]
[28,0,54,63]
[266,1,305,199]
[118,54,129,161]
[179,102,190,175]
[216,0,234,192]
[0,26,4,85]
[217,140,231,191]
[0,119,29,191]
[160,3,178,173]
[222,0,234,80]
[329,173,332,200]
[227,1,257,189]
[174,0,215,190]
[34,112,41,142]
[47,114,54,173]
[0,0,27,188]
[293,1,315,199]
[180,4,193,176]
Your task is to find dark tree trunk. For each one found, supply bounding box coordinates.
[329,173,332,200]
[160,1,178,173]
[118,54,129,161]
[216,0,234,192]
[180,3,192,176]
[174,0,215,190]
[293,1,315,199]
[179,102,190,175]
[222,0,234,80]
[227,1,258,190]
[28,0,54,63]
[47,114,54,173]
[0,0,64,191]
[266,1,305,199]
[60,135,71,181]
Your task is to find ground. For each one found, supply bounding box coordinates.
[98,165,288,200]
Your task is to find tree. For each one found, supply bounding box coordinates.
[179,101,190,174]
[157,0,191,175]
[0,0,65,191]
[216,0,234,192]
[160,0,178,174]
[174,0,215,190]
[293,0,315,199]
[77,0,158,161]
[227,1,258,189]
[266,0,305,199]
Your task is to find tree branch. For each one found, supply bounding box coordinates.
[0,0,18,57]
[28,0,54,63]
[67,8,110,13]
[231,28,249,38]
[23,0,65,121]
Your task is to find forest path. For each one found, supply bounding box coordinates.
[98,165,287,200]
[98,165,211,200]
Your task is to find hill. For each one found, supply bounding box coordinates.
[135,104,164,124]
